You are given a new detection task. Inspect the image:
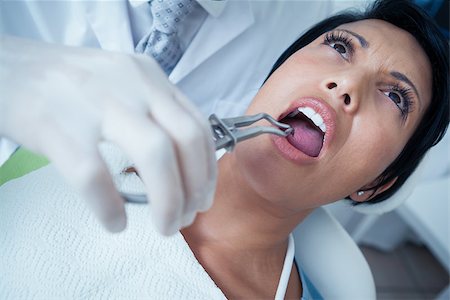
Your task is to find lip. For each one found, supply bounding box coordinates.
[271,97,337,164]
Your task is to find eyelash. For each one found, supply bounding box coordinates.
[323,31,354,60]
[323,30,414,120]
[384,83,414,119]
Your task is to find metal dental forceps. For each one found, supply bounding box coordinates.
[209,113,293,151]
[121,113,292,204]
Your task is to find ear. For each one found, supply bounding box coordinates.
[349,177,398,203]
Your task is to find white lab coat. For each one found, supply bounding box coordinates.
[0,0,363,163]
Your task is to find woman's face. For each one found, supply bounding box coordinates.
[233,19,432,210]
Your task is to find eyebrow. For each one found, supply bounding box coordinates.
[337,29,369,48]
[390,71,422,109]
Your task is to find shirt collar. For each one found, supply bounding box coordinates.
[129,0,228,17]
[197,0,228,17]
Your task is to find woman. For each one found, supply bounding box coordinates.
[0,0,448,299]
[180,0,449,298]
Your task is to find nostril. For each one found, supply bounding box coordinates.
[344,94,351,105]
[123,166,140,177]
[327,82,337,89]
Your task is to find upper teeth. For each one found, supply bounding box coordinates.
[288,107,327,133]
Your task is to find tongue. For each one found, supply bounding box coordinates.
[284,118,323,157]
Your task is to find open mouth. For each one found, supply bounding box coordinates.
[279,107,326,157]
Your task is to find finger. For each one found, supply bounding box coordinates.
[102,104,184,235]
[142,83,216,215]
[180,210,197,229]
[171,88,218,212]
[40,124,127,232]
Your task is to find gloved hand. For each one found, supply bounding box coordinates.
[0,36,217,235]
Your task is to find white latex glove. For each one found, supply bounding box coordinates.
[0,36,217,235]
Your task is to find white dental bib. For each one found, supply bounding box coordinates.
[0,144,295,299]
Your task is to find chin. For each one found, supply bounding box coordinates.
[233,136,308,206]
[233,135,346,211]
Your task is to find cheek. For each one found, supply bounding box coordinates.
[346,115,405,178]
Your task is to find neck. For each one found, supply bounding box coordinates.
[181,153,312,254]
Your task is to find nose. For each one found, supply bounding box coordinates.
[323,76,362,114]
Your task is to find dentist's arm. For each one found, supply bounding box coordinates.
[0,36,217,235]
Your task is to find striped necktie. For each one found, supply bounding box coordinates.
[135,0,203,74]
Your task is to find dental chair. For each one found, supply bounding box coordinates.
[292,207,376,299]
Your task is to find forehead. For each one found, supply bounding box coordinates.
[337,19,432,110]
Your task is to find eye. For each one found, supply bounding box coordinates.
[329,42,351,60]
[323,31,354,61]
[382,84,414,119]
[384,91,402,104]
[332,43,347,54]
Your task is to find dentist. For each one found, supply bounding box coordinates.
[0,0,361,234]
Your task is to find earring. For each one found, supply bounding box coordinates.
[357,191,365,196]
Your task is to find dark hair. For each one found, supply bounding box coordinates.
[265,0,449,204]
